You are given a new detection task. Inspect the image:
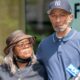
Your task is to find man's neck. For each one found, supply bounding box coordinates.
[56,27,71,38]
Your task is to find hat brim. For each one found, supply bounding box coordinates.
[47,8,71,14]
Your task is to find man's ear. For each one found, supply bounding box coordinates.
[67,14,74,23]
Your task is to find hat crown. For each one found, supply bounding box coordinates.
[54,0,61,7]
[6,30,32,46]
[47,0,72,14]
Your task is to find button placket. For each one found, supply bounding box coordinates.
[57,40,67,80]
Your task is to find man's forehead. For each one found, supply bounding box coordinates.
[50,8,70,14]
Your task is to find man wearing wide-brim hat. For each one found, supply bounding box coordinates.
[0,30,47,80]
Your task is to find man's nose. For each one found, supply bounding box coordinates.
[56,16,61,22]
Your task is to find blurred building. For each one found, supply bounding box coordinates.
[25,0,53,35]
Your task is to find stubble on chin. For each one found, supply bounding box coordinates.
[54,27,66,32]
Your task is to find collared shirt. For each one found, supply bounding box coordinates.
[36,29,80,80]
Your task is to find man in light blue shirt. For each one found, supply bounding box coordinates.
[36,0,80,80]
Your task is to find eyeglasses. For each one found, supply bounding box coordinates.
[15,41,32,48]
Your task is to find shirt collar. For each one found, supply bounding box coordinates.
[53,29,77,42]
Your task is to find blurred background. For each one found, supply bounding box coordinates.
[0,0,80,62]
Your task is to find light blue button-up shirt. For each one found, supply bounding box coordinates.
[36,29,80,80]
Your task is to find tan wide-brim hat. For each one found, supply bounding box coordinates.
[4,30,35,55]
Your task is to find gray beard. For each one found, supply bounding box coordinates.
[54,28,66,32]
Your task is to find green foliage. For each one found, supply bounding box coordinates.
[25,24,43,52]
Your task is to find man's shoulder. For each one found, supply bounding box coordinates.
[76,31,80,36]
[74,31,80,39]
[40,33,54,45]
[70,29,80,40]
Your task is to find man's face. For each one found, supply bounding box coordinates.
[49,8,73,32]
[13,38,33,59]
